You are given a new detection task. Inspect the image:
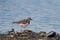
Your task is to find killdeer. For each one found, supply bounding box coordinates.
[13,17,32,32]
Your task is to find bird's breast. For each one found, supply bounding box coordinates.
[19,23,28,27]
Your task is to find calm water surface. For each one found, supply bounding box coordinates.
[0,0,60,34]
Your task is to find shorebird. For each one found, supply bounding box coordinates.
[13,17,32,32]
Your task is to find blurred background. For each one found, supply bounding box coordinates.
[0,0,60,34]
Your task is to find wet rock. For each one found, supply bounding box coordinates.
[46,31,56,37]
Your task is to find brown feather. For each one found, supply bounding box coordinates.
[13,17,32,24]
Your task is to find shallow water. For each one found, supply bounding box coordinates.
[0,0,60,34]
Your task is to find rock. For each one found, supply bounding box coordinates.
[46,31,56,37]
[23,30,32,33]
[0,29,60,40]
[39,31,46,37]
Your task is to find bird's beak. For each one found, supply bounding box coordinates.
[31,19,32,20]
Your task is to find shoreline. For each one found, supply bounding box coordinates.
[0,29,60,40]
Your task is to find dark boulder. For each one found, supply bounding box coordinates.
[46,31,56,37]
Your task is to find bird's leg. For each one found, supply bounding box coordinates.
[23,26,26,30]
[24,27,25,30]
[21,26,22,32]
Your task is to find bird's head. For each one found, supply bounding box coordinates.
[27,17,32,20]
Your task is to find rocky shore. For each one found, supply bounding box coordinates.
[0,29,60,40]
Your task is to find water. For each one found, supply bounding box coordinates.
[0,0,60,34]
